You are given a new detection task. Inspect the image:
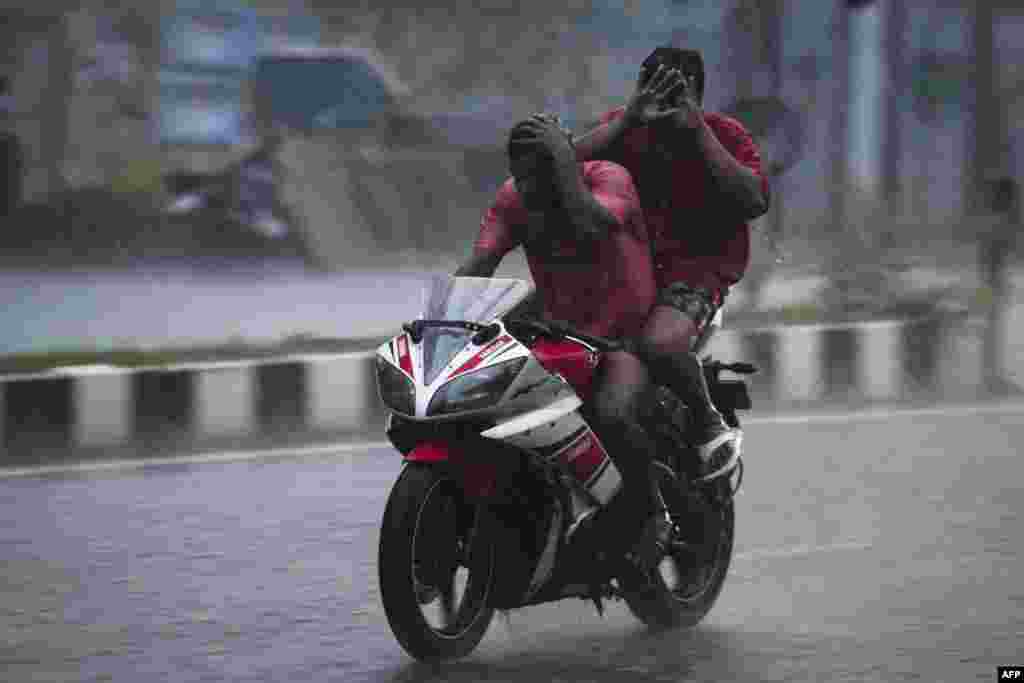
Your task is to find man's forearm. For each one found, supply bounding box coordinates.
[454,250,502,278]
[506,290,543,319]
[667,116,769,221]
[572,115,631,164]
[550,160,619,241]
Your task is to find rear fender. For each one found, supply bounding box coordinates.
[404,441,498,499]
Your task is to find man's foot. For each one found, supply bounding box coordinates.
[694,421,741,482]
[627,510,674,575]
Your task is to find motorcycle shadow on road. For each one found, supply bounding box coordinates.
[383,621,744,683]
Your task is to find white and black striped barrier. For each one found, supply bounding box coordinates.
[0,315,993,460]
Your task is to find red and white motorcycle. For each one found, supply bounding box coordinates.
[375,276,754,661]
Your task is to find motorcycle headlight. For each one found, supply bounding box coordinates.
[427,358,527,416]
[376,357,415,416]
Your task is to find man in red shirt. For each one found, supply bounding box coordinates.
[456,115,671,572]
[573,47,771,481]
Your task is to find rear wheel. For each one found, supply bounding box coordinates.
[619,470,735,629]
[378,463,495,661]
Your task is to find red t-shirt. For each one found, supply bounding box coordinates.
[474,160,656,339]
[597,108,768,295]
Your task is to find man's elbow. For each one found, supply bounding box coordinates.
[743,183,770,221]
[747,192,769,220]
[454,261,483,278]
[455,251,501,278]
[574,217,615,242]
[582,216,614,240]
[579,203,621,240]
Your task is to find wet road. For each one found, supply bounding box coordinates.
[1,402,1022,682]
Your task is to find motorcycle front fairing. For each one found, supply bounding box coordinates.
[376,320,572,425]
[376,276,567,498]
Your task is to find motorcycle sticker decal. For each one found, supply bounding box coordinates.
[535,425,588,464]
[490,402,586,450]
[564,431,605,483]
[564,430,621,505]
[449,334,515,378]
[396,334,414,377]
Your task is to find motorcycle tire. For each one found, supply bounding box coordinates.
[619,474,735,630]
[378,463,496,661]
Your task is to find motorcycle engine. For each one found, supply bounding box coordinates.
[486,470,560,609]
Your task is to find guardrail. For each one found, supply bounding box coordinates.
[0,314,993,462]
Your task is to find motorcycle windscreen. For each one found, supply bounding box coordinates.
[421,328,473,387]
[418,275,533,385]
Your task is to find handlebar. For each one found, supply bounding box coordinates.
[504,316,623,352]
[502,319,757,373]
[404,317,761,372]
[402,319,489,344]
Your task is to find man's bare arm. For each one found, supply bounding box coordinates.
[663,76,769,221]
[572,117,630,164]
[454,249,503,278]
[675,117,768,221]
[455,249,543,319]
[516,117,621,242]
[574,65,685,164]
[549,159,621,242]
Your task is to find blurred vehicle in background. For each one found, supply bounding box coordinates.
[0,75,24,220]
[163,132,289,241]
[162,45,514,272]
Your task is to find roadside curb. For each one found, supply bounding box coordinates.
[0,314,1003,461]
[6,397,1024,478]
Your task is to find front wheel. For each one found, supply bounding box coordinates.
[619,472,735,630]
[378,463,495,661]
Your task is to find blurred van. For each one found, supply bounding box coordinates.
[249,46,506,271]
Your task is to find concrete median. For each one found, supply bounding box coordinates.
[0,313,1001,464]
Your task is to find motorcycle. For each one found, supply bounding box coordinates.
[375,275,755,661]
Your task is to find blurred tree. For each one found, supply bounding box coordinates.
[881,0,907,212]
[818,0,904,318]
[0,75,23,216]
[307,1,598,121]
[723,0,785,311]
[965,1,1017,394]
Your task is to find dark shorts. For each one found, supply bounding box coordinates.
[654,282,725,341]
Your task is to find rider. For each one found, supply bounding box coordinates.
[573,46,771,481]
[455,115,670,572]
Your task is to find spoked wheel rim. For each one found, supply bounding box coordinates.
[656,509,728,604]
[410,477,491,639]
[653,471,735,606]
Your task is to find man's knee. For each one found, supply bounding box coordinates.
[640,313,699,360]
[636,331,699,374]
[635,328,666,359]
[638,329,688,361]
[643,283,719,354]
